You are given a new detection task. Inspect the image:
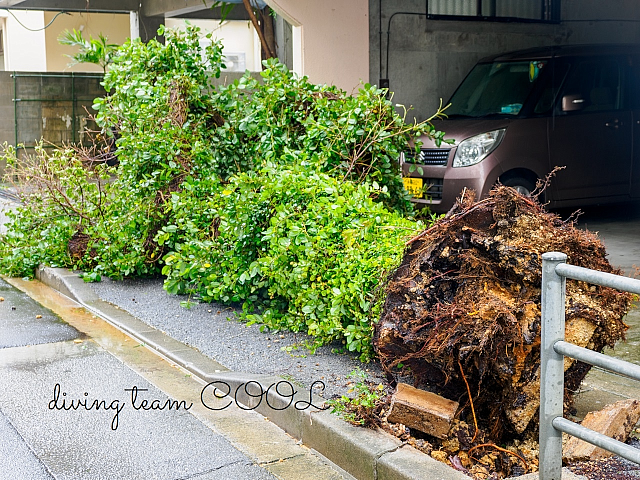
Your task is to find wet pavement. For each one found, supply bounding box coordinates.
[0,277,338,480]
[1,340,275,480]
[564,202,640,420]
[573,201,640,277]
[0,279,78,348]
[0,197,16,236]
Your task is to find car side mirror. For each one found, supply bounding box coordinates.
[562,94,585,112]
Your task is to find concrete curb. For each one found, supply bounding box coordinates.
[35,266,469,480]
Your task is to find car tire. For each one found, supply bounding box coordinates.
[501,176,537,197]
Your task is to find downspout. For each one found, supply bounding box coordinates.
[379,0,383,86]
[71,73,75,144]
[130,11,140,40]
[12,72,17,148]
[385,1,428,82]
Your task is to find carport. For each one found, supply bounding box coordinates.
[0,0,637,120]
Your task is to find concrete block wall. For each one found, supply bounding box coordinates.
[0,72,15,149]
[0,72,107,178]
[15,73,106,147]
[0,71,254,178]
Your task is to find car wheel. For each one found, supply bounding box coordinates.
[501,176,537,197]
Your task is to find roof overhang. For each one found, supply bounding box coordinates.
[0,0,266,19]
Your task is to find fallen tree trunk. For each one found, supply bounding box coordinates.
[374,187,632,440]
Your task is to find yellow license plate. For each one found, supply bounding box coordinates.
[403,177,423,198]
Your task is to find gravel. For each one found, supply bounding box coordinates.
[90,276,386,399]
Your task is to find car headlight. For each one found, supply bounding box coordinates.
[452,129,506,167]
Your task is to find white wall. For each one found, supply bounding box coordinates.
[165,18,261,72]
[44,12,130,73]
[266,0,369,93]
[0,10,130,73]
[0,10,47,71]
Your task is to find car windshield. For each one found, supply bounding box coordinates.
[446,60,547,117]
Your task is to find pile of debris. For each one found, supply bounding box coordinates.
[373,186,633,474]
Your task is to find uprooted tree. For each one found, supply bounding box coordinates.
[374,187,632,441]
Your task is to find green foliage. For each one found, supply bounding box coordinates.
[326,369,388,425]
[58,29,119,73]
[0,143,109,278]
[209,1,237,22]
[2,24,444,360]
[161,164,422,359]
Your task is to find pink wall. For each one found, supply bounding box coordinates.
[267,0,369,92]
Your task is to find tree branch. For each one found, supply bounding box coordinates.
[242,0,275,59]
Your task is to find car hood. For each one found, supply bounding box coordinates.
[419,117,513,148]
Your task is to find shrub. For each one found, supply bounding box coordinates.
[161,164,422,359]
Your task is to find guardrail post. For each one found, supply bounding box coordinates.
[540,252,568,480]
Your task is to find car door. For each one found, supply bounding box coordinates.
[549,56,632,201]
[631,55,640,198]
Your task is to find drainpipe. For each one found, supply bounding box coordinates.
[12,72,18,148]
[130,11,140,40]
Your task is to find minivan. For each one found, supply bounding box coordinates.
[402,44,640,213]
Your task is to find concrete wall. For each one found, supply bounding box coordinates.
[370,0,640,122]
[0,72,106,149]
[0,72,13,174]
[267,0,369,93]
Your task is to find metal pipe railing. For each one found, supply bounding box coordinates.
[540,252,640,480]
[552,417,640,464]
[555,262,640,295]
[554,341,640,381]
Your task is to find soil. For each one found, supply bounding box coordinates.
[370,186,633,478]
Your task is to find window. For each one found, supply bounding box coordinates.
[447,60,548,117]
[427,0,560,22]
[559,59,624,113]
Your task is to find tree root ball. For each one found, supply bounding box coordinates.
[374,186,632,441]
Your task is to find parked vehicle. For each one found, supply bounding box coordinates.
[402,44,640,213]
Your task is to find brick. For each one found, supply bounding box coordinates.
[563,398,640,462]
[386,383,459,439]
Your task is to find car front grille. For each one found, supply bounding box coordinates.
[404,148,450,166]
[422,178,444,200]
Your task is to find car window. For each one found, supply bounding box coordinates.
[533,61,570,114]
[447,60,547,117]
[559,58,624,112]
